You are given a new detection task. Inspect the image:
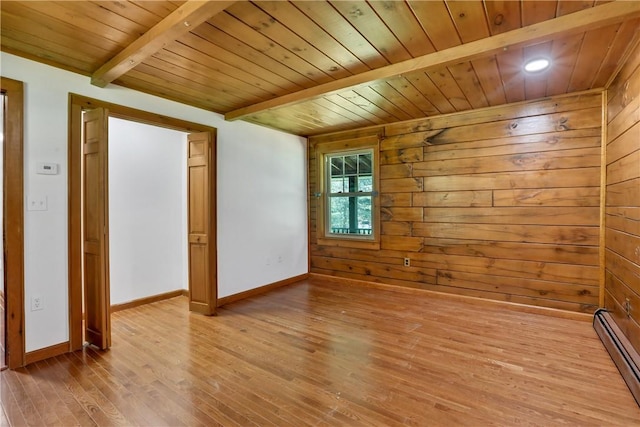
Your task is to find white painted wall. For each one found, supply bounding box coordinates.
[1,52,308,353]
[108,118,188,305]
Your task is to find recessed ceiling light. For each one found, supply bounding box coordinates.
[524,58,550,73]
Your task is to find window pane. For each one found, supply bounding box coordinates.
[329,197,349,231]
[330,157,343,176]
[358,175,372,192]
[330,177,345,193]
[328,196,372,236]
[359,153,372,174]
[357,196,372,230]
[344,155,357,175]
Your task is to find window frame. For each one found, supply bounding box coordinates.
[315,135,380,250]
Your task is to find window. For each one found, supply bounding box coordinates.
[315,135,380,249]
[326,150,373,237]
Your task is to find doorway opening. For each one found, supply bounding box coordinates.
[69,95,218,351]
[79,113,191,348]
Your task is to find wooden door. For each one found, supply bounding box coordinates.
[82,108,111,348]
[187,132,217,315]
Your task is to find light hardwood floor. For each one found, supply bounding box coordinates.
[1,279,639,426]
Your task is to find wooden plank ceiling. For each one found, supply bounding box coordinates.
[2,1,639,136]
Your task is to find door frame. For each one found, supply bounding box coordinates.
[1,77,25,369]
[68,94,217,350]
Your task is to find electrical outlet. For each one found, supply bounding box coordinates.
[403,258,410,267]
[31,296,44,311]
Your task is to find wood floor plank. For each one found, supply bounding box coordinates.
[2,279,639,426]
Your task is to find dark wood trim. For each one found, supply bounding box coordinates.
[70,94,214,133]
[1,77,25,369]
[68,93,218,350]
[309,273,593,323]
[594,309,640,405]
[217,274,309,307]
[68,101,83,351]
[111,289,186,313]
[24,342,68,366]
[306,139,311,275]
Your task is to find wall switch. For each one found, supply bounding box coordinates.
[27,196,48,211]
[31,296,44,311]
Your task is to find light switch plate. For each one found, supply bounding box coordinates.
[27,196,47,211]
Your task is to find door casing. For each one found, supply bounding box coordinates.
[1,77,25,369]
[68,94,218,350]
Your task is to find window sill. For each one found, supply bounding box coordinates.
[317,237,380,250]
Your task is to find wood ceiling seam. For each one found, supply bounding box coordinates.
[341,89,399,123]
[328,0,412,65]
[367,0,436,58]
[325,94,388,126]
[314,97,377,127]
[352,85,414,122]
[4,2,130,51]
[404,72,456,115]
[545,33,585,97]
[0,8,114,65]
[139,56,255,106]
[205,12,322,88]
[151,48,277,102]
[445,0,492,45]
[568,24,622,93]
[385,76,441,117]
[0,43,91,78]
[604,23,640,89]
[116,74,222,113]
[290,0,390,70]
[426,68,472,112]
[39,1,136,45]
[94,0,166,29]
[483,0,522,36]
[61,0,150,38]
[254,1,371,75]
[178,30,305,93]
[407,0,461,51]
[120,69,237,111]
[369,79,432,119]
[592,19,640,88]
[224,1,353,81]
[209,10,336,87]
[447,61,491,110]
[470,56,508,106]
[0,27,99,74]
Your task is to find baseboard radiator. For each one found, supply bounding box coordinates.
[593,309,640,406]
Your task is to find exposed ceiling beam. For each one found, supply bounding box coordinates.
[225,0,640,121]
[91,0,236,88]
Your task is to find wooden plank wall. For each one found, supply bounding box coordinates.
[309,92,603,313]
[605,41,640,351]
